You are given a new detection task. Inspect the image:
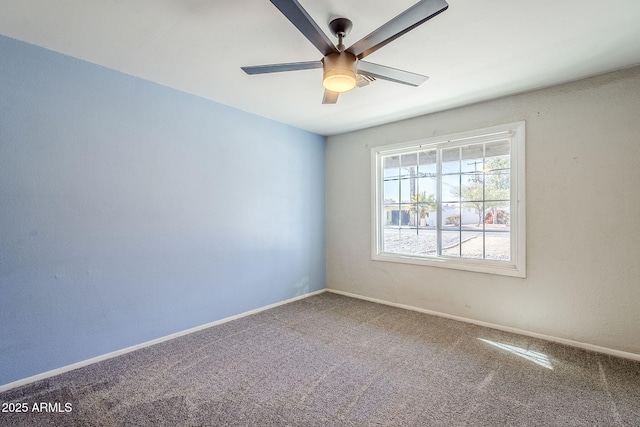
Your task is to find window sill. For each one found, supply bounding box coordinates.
[372,251,526,278]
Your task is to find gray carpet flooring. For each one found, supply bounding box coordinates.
[1,292,639,426]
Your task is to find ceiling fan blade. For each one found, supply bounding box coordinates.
[270,0,338,56]
[242,61,322,75]
[357,61,428,86]
[322,89,339,104]
[347,0,448,59]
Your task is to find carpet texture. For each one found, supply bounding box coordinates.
[1,292,639,426]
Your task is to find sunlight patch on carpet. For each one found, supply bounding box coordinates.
[478,338,553,370]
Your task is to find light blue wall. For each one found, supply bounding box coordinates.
[0,36,326,386]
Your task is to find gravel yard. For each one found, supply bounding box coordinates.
[383,226,510,260]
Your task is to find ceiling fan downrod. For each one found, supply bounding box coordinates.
[328,17,352,52]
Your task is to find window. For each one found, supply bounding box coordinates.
[371,122,525,277]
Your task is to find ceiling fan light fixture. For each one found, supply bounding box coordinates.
[322,52,357,93]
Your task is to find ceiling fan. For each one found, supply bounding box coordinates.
[242,0,449,104]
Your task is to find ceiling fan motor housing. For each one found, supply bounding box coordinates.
[322,51,357,92]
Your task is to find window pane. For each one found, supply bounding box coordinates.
[414,201,436,228]
[417,228,437,256]
[383,205,399,226]
[383,179,399,204]
[409,206,419,227]
[485,154,510,172]
[383,227,401,253]
[462,170,484,187]
[383,155,400,179]
[400,228,419,254]
[484,205,511,228]
[485,140,510,163]
[417,176,437,200]
[400,178,413,203]
[400,153,418,177]
[461,231,484,259]
[441,147,460,174]
[460,181,484,203]
[423,203,437,227]
[462,204,484,227]
[418,150,437,175]
[442,204,461,229]
[441,230,461,257]
[399,204,412,226]
[496,206,510,227]
[416,174,436,224]
[485,229,510,261]
[442,174,461,202]
[485,140,510,195]
[485,204,510,260]
[461,144,484,173]
[484,171,510,201]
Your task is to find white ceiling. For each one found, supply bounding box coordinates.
[1,0,640,136]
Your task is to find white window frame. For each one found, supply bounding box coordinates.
[371,122,526,277]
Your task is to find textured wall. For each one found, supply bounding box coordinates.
[327,66,640,355]
[0,36,326,385]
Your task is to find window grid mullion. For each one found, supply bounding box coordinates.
[397,160,401,233]
[458,147,462,258]
[415,156,419,237]
[436,148,442,256]
[482,143,486,260]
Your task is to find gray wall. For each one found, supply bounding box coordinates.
[0,36,326,385]
[327,66,640,355]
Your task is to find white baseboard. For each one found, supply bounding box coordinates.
[5,287,637,393]
[327,289,640,362]
[0,289,325,393]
